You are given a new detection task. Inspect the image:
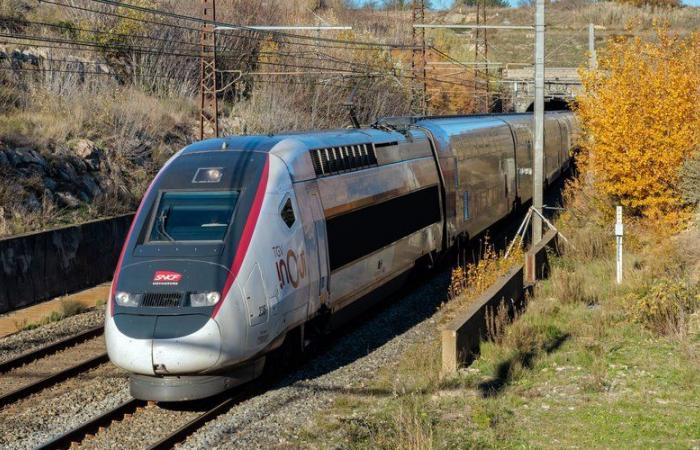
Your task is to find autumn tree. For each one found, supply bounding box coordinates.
[574,28,700,228]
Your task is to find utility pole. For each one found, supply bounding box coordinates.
[411,0,427,115]
[199,0,218,140]
[474,0,489,112]
[588,23,597,70]
[532,0,545,244]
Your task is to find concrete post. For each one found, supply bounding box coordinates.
[615,206,623,284]
[588,23,597,70]
[532,0,545,244]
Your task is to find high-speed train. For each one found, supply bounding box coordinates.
[105,111,578,401]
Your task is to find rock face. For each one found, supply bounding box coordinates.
[0,139,134,226]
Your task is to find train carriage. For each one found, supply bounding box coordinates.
[105,111,578,401]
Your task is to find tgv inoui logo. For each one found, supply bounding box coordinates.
[153,270,182,285]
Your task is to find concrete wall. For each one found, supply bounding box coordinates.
[0,214,134,313]
[441,265,525,374]
[441,229,561,374]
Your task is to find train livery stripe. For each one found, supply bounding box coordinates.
[213,156,270,318]
[109,169,167,316]
[326,185,441,271]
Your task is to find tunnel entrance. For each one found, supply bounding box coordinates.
[525,97,571,112]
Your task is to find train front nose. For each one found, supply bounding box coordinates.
[105,259,231,376]
[105,306,222,376]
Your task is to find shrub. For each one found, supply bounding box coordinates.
[575,28,700,230]
[627,278,700,334]
[443,237,523,323]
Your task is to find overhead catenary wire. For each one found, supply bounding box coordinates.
[86,0,419,49]
[9,1,507,97]
[37,0,419,53]
[28,0,483,89]
[0,31,475,89]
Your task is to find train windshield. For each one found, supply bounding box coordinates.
[149,191,239,242]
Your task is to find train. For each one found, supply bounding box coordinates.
[105,111,579,401]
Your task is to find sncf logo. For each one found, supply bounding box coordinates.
[153,271,182,285]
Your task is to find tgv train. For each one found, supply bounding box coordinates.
[105,112,578,401]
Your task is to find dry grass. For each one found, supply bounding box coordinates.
[15,299,89,331]
[442,236,523,324]
[0,80,195,237]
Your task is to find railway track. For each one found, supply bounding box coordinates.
[0,320,259,449]
[0,327,107,408]
[0,325,103,373]
[37,386,259,450]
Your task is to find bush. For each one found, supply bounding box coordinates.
[575,28,700,229]
[627,278,700,335]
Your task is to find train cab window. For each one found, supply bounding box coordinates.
[148,191,238,242]
[280,198,296,228]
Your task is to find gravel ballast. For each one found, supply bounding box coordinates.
[0,336,106,396]
[0,362,129,450]
[0,309,105,364]
[179,269,450,449]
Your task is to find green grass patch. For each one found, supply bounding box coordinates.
[15,300,90,331]
[295,232,700,449]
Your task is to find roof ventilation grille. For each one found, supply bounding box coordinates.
[309,143,377,177]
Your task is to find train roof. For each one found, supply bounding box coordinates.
[171,111,575,182]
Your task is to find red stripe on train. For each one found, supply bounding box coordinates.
[212,156,270,318]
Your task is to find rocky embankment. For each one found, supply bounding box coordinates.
[0,140,127,211]
[0,138,138,231]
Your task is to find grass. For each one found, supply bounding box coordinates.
[0,83,195,237]
[295,206,700,449]
[14,299,90,331]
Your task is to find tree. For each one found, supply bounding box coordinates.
[574,28,700,228]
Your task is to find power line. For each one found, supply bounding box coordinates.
[39,0,418,54]
[1,31,474,89]
[0,16,201,49]
[88,0,417,49]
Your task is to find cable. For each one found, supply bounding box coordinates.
[87,0,417,49]
[1,32,473,89]
[0,16,201,49]
[38,0,415,54]
[0,65,193,80]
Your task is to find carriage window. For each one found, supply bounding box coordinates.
[280,198,296,228]
[149,191,238,242]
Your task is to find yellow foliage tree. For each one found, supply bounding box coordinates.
[574,27,700,227]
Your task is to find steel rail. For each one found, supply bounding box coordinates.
[0,325,104,374]
[37,398,146,450]
[0,352,109,408]
[147,387,259,450]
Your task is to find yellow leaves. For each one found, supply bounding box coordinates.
[442,236,523,323]
[574,27,700,231]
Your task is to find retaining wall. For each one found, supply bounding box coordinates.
[0,214,134,314]
[441,229,560,374]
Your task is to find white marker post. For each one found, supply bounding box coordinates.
[615,206,623,284]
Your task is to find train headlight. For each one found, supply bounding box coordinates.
[190,291,221,307]
[115,292,141,307]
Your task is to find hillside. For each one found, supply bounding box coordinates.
[0,0,698,236]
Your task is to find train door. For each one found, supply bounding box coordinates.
[504,154,517,211]
[293,182,329,319]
